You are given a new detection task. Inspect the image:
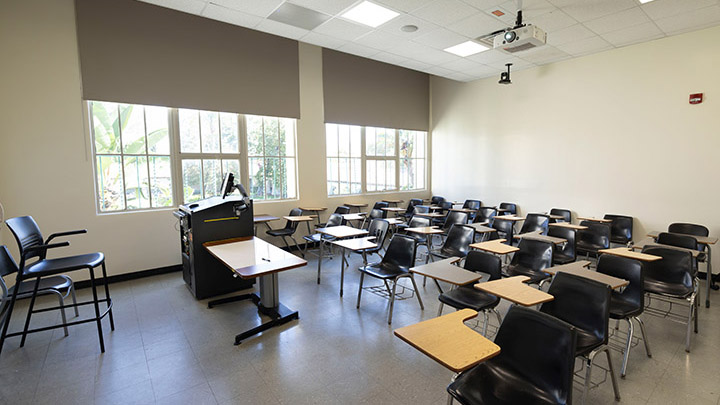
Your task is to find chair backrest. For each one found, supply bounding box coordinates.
[464,250,502,281]
[431,196,445,206]
[499,202,517,215]
[491,218,514,244]
[549,208,571,223]
[657,232,699,251]
[367,219,390,247]
[668,223,709,237]
[441,225,475,257]
[407,216,430,228]
[597,255,644,313]
[413,205,430,214]
[326,213,343,227]
[382,234,416,269]
[462,199,481,210]
[373,201,389,210]
[404,198,423,215]
[368,208,386,220]
[475,207,497,223]
[334,206,350,215]
[492,307,577,405]
[439,201,453,213]
[5,216,46,261]
[511,239,554,271]
[548,226,576,261]
[283,208,303,230]
[443,211,468,230]
[577,221,610,249]
[519,213,549,235]
[603,214,633,244]
[0,245,19,278]
[641,246,695,293]
[541,272,611,347]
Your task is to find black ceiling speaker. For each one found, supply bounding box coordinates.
[499,63,513,85]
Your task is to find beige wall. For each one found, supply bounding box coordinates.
[0,0,429,279]
[431,25,720,270]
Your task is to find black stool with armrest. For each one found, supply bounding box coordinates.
[1,216,114,355]
[447,306,577,405]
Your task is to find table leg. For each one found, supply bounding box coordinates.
[340,248,347,296]
[706,246,713,308]
[317,238,323,284]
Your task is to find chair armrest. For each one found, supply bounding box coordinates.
[45,229,87,243]
[23,241,70,258]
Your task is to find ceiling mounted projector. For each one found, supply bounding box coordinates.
[494,24,547,53]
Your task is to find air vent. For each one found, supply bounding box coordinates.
[504,42,538,53]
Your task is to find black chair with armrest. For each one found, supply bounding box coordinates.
[372,201,389,210]
[604,214,633,246]
[505,239,553,284]
[657,232,704,273]
[540,272,621,403]
[641,246,698,352]
[356,234,423,324]
[462,199,481,222]
[487,217,514,245]
[2,216,114,355]
[351,219,389,261]
[518,213,550,236]
[267,208,305,256]
[474,207,496,224]
[303,213,343,257]
[362,207,387,229]
[437,251,502,336]
[430,196,445,206]
[429,224,474,263]
[401,198,423,220]
[316,206,350,228]
[432,201,454,226]
[440,211,469,236]
[447,306,577,405]
[596,254,651,377]
[498,202,517,215]
[667,222,713,289]
[576,220,610,260]
[550,208,571,223]
[548,226,576,265]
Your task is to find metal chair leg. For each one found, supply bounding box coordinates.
[620,317,634,378]
[482,311,489,336]
[605,347,621,401]
[100,262,114,330]
[0,276,22,355]
[492,308,503,329]
[447,393,454,405]
[635,316,652,358]
[88,267,105,353]
[52,290,69,337]
[685,292,696,352]
[582,355,593,404]
[70,283,79,317]
[388,279,399,324]
[20,277,41,347]
[409,275,424,310]
[437,302,444,317]
[356,272,365,309]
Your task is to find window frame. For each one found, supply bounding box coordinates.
[244,115,299,201]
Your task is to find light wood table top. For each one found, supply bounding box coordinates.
[342,213,366,221]
[382,199,404,204]
[332,236,378,251]
[299,206,327,212]
[283,215,315,222]
[495,208,511,213]
[449,208,476,213]
[344,202,368,208]
[410,257,481,286]
[384,217,406,225]
[316,225,369,239]
[466,223,496,234]
[647,231,718,245]
[549,222,588,230]
[394,309,501,373]
[599,247,662,262]
[253,214,280,223]
[405,226,445,235]
[514,231,567,245]
[631,238,702,258]
[547,214,565,220]
[205,237,307,278]
[475,275,554,306]
[381,207,406,213]
[415,212,445,218]
[428,205,444,211]
[545,260,629,290]
[470,239,519,255]
[578,217,612,223]
[493,215,525,222]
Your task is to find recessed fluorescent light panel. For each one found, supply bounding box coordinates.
[268,3,331,30]
[341,1,399,28]
[444,41,489,57]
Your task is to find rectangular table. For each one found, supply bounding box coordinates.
[549,222,588,230]
[344,202,368,213]
[331,237,377,296]
[283,215,314,234]
[470,239,519,255]
[205,237,307,345]
[414,212,445,219]
[410,257,481,293]
[405,226,445,261]
[382,199,404,206]
[299,207,327,226]
[316,225,369,285]
[513,231,567,246]
[599,247,662,262]
[578,217,612,224]
[544,260,628,290]
[394,309,501,373]
[475,275,554,306]
[253,214,279,235]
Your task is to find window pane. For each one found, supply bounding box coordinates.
[203,159,222,198]
[400,158,410,190]
[326,124,338,157]
[285,158,296,199]
[222,159,240,179]
[350,126,361,157]
[367,160,376,192]
[366,127,376,156]
[417,132,426,158]
[149,156,173,207]
[182,159,202,203]
[200,111,220,153]
[385,129,395,156]
[246,115,264,156]
[327,158,339,182]
[120,104,146,154]
[281,118,295,156]
[416,159,425,189]
[376,128,386,157]
[179,109,200,153]
[386,160,396,190]
[96,155,124,211]
[146,106,170,155]
[92,101,121,154]
[351,158,361,194]
[328,182,338,196]
[264,117,280,157]
[265,158,282,199]
[248,157,264,199]
[339,158,349,194]
[220,112,239,153]
[124,156,150,209]
[338,125,350,157]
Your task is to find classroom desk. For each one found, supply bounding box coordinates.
[381,207,406,215]
[382,199,404,206]
[578,217,612,224]
[341,213,366,227]
[647,231,718,307]
[513,231,567,246]
[253,214,279,236]
[631,238,702,258]
[427,205,444,211]
[495,208,511,214]
[331,237,377,296]
[205,237,307,345]
[316,225,368,284]
[414,212,445,219]
[344,202,368,213]
[549,222,588,230]
[283,215,314,234]
[599,248,662,262]
[470,239,519,255]
[547,214,566,221]
[410,257,481,293]
[394,309,501,373]
[449,208,476,214]
[544,260,628,290]
[405,226,445,257]
[493,215,525,222]
[475,275,554,306]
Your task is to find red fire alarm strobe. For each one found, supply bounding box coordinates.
[690,93,703,105]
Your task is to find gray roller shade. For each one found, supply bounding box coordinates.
[322,49,429,131]
[75,0,300,118]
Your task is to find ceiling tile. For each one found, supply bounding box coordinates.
[461,0,505,10]
[518,45,570,64]
[439,57,486,72]
[583,6,649,35]
[388,41,459,65]
[498,0,555,19]
[400,59,434,72]
[369,51,410,65]
[467,48,513,63]
[209,0,284,18]
[267,3,331,30]
[601,21,664,47]
[375,0,436,13]
[547,0,636,22]
[641,0,718,20]
[377,14,441,39]
[654,5,720,35]
[336,42,382,58]
[484,55,535,70]
[300,32,346,49]
[460,62,501,77]
[255,18,310,39]
[354,30,407,51]
[481,4,516,25]
[313,18,373,41]
[555,35,613,56]
[412,28,469,50]
[202,3,263,28]
[547,23,597,46]
[140,0,207,15]
[425,65,458,76]
[411,0,482,26]
[445,71,476,81]
[528,9,577,32]
[448,11,509,38]
[287,0,358,15]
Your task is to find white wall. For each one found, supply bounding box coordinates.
[431,25,720,270]
[0,0,429,279]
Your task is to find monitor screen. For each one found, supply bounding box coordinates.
[221,172,235,199]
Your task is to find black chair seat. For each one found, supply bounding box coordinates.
[644,279,693,297]
[267,228,294,237]
[577,241,605,253]
[430,247,465,260]
[9,275,72,295]
[438,285,499,312]
[506,265,551,284]
[25,253,104,277]
[609,294,642,319]
[553,253,575,265]
[359,263,409,279]
[575,327,604,356]
[302,234,334,243]
[449,362,564,405]
[610,236,630,245]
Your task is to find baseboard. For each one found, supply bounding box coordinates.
[74,264,182,290]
